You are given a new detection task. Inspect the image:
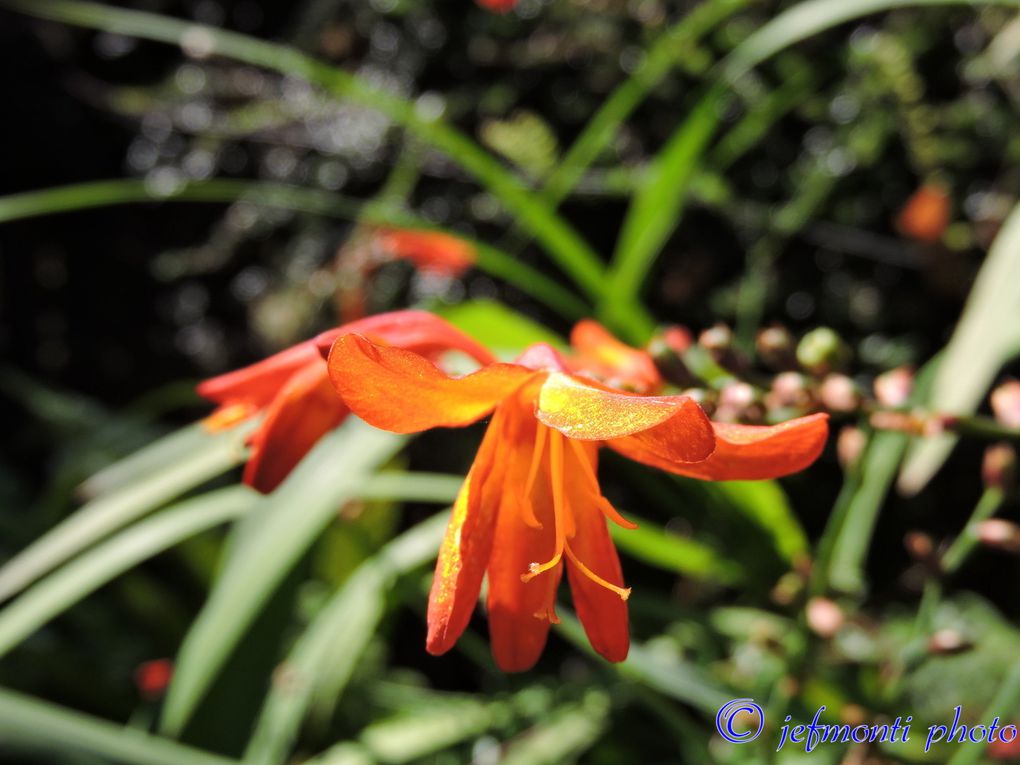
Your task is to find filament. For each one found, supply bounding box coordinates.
[521,428,566,582]
[564,544,631,601]
[520,424,547,529]
[567,437,637,530]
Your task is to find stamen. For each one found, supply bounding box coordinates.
[564,544,631,601]
[521,429,566,583]
[532,606,561,624]
[567,437,638,530]
[520,424,547,529]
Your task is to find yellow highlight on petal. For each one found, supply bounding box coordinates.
[537,372,681,441]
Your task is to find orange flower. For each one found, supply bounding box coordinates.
[198,311,494,493]
[567,319,662,393]
[373,229,476,278]
[326,322,828,671]
[896,183,950,243]
[475,0,516,12]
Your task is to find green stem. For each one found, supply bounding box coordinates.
[941,487,1005,576]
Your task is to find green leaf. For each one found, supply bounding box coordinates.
[708,480,809,566]
[360,697,495,764]
[899,201,1020,494]
[0,486,255,659]
[358,472,463,504]
[244,512,448,765]
[0,686,238,765]
[556,612,731,713]
[498,693,610,765]
[78,422,220,500]
[608,515,743,585]
[0,0,608,303]
[600,86,725,342]
[439,300,564,358]
[537,0,751,210]
[0,420,254,603]
[160,419,406,737]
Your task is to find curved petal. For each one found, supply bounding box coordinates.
[536,372,715,463]
[328,334,537,434]
[487,403,561,672]
[427,406,506,656]
[243,363,347,493]
[314,310,495,366]
[612,413,829,480]
[569,319,662,394]
[197,342,320,409]
[564,443,629,663]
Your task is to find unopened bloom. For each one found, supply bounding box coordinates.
[326,320,828,670]
[198,311,493,493]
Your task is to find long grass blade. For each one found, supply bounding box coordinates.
[0,686,238,765]
[898,201,1020,494]
[244,513,448,765]
[160,419,406,736]
[0,487,256,658]
[0,420,254,603]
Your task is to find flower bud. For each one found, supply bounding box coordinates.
[837,426,866,469]
[904,531,935,562]
[806,597,844,638]
[928,629,972,655]
[976,519,1020,554]
[982,443,1017,492]
[715,381,761,423]
[991,380,1020,430]
[819,374,860,412]
[756,325,796,370]
[660,325,693,355]
[648,326,697,387]
[766,371,815,411]
[698,323,732,356]
[874,366,914,408]
[796,327,850,375]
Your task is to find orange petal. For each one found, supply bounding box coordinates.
[612,413,829,480]
[427,407,506,655]
[374,229,476,278]
[487,403,561,672]
[536,372,715,462]
[243,362,347,493]
[563,441,629,662]
[569,319,662,393]
[328,334,537,434]
[197,341,320,410]
[313,310,495,366]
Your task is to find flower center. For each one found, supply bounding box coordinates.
[518,424,632,604]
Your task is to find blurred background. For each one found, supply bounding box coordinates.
[1,0,1019,763]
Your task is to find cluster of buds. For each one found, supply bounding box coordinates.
[647,321,1019,497]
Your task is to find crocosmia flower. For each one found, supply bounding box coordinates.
[567,319,662,394]
[373,228,476,279]
[326,322,828,671]
[198,311,494,493]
